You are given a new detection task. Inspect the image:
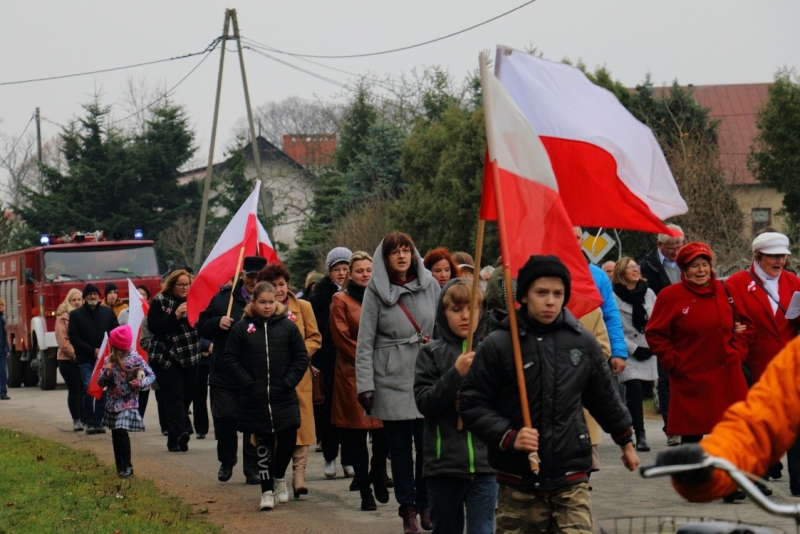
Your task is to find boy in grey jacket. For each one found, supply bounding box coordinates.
[415,279,496,534]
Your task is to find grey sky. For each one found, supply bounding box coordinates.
[1,0,797,171]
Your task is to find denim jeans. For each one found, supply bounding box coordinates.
[383,419,427,514]
[427,474,498,534]
[78,362,105,425]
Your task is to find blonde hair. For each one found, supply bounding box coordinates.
[349,251,373,269]
[442,278,483,310]
[56,288,83,316]
[612,257,647,286]
[161,269,193,295]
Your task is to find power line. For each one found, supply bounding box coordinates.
[109,46,217,126]
[246,0,537,59]
[0,37,222,87]
[246,48,351,90]
[0,114,35,169]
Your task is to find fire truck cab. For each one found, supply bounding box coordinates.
[0,232,163,390]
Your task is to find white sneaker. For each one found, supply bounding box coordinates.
[343,465,355,478]
[274,478,289,503]
[324,460,336,478]
[260,491,275,511]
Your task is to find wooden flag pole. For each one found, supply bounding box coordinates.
[465,219,485,354]
[480,53,539,473]
[226,246,246,318]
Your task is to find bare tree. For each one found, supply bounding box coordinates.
[1,134,63,207]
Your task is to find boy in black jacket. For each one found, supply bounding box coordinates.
[460,256,638,533]
[414,278,496,534]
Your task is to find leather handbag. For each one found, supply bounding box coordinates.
[310,365,325,405]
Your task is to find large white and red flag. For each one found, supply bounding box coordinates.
[187,180,279,325]
[480,58,602,318]
[127,278,149,360]
[494,46,687,234]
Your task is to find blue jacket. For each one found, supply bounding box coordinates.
[589,264,626,359]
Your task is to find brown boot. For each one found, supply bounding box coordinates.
[401,505,420,534]
[292,445,309,498]
[419,507,432,531]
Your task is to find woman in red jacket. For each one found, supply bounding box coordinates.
[645,242,751,449]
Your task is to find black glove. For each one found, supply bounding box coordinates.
[632,346,653,361]
[358,391,375,415]
[655,444,713,486]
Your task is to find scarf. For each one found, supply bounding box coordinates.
[613,280,649,333]
[345,279,366,305]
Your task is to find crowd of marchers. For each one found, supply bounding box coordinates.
[23,224,800,534]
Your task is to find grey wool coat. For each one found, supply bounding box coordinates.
[614,289,658,383]
[355,240,440,421]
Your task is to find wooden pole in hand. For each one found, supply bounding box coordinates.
[479,53,540,474]
[466,219,485,354]
[226,246,246,318]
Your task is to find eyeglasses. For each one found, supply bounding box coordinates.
[626,265,640,270]
[389,248,412,256]
[175,283,191,288]
[764,254,788,261]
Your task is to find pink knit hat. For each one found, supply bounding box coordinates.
[109,325,132,351]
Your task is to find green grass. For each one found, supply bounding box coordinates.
[0,428,220,534]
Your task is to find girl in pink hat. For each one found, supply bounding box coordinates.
[98,324,155,478]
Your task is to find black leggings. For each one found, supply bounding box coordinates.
[340,428,389,492]
[58,360,83,422]
[625,379,645,434]
[256,428,297,493]
[111,428,132,470]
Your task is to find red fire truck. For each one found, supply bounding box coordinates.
[0,231,163,390]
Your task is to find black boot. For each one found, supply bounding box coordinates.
[790,479,800,496]
[360,489,377,511]
[370,470,389,504]
[722,490,746,503]
[635,432,650,452]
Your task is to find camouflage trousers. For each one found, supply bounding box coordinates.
[495,482,592,533]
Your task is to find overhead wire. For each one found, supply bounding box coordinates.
[245,0,537,59]
[108,44,218,126]
[0,37,223,87]
[0,114,35,170]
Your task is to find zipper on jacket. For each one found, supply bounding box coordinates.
[436,425,442,459]
[467,431,475,474]
[264,322,274,430]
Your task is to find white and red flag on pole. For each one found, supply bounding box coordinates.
[127,278,149,360]
[87,333,109,400]
[493,46,687,234]
[187,180,279,326]
[479,57,602,318]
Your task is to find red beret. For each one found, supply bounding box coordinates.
[676,242,713,269]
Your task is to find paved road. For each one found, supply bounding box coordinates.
[1,382,797,533]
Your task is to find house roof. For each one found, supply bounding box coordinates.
[684,83,770,186]
[180,135,305,181]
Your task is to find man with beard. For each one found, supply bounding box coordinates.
[69,283,119,434]
[197,256,267,484]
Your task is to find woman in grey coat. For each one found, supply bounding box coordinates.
[611,257,657,453]
[356,232,440,533]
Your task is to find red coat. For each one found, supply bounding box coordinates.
[645,274,751,435]
[725,264,800,382]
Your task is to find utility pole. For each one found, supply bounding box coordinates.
[193,11,232,270]
[193,8,273,269]
[35,107,42,195]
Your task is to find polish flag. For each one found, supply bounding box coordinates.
[87,334,109,400]
[494,46,687,234]
[480,58,602,318]
[127,278,149,361]
[187,180,279,326]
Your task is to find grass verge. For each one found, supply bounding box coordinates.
[0,428,220,534]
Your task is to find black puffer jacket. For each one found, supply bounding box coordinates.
[220,307,308,435]
[460,308,632,492]
[196,280,249,390]
[309,275,339,398]
[68,304,119,365]
[414,279,493,479]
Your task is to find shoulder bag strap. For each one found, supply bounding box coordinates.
[396,301,429,344]
[747,269,788,315]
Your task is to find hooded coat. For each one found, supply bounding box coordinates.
[220,305,309,436]
[460,308,632,492]
[414,278,493,479]
[355,239,440,421]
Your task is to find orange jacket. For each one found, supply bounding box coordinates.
[674,335,800,501]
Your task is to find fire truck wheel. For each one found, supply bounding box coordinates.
[40,349,58,390]
[23,360,40,388]
[7,348,24,388]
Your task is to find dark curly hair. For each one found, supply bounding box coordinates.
[257,263,291,284]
